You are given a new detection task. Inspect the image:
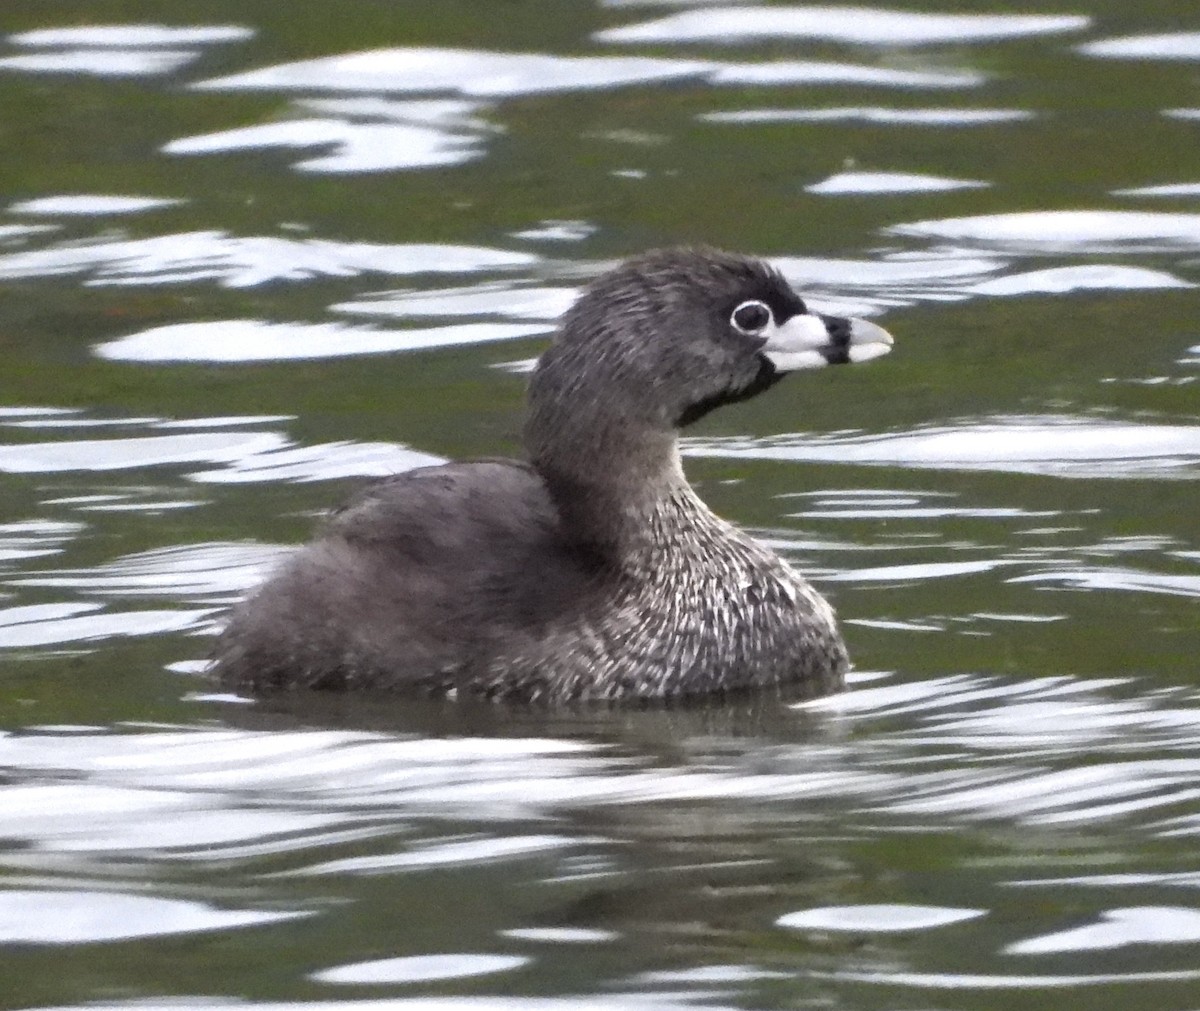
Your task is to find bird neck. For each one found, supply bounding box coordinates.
[531,422,719,563]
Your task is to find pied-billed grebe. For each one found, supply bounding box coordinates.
[213,247,893,702]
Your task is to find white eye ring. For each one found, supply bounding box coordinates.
[730,299,773,335]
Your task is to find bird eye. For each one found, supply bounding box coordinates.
[730,300,772,335]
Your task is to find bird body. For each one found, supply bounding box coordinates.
[212,248,893,702]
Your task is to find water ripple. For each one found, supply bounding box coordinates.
[813,967,1200,989]
[4,223,1179,334]
[0,889,310,943]
[5,672,1200,835]
[701,106,1033,126]
[292,835,592,877]
[333,284,578,323]
[0,519,82,565]
[0,48,200,77]
[166,99,492,174]
[1006,906,1200,954]
[313,954,531,984]
[8,541,286,602]
[0,3,1196,1010]
[0,411,439,483]
[9,24,255,47]
[596,7,1090,46]
[1010,566,1200,598]
[0,233,536,288]
[891,210,1200,253]
[96,319,550,362]
[9,195,183,216]
[188,440,443,483]
[1080,32,1200,60]
[806,170,989,194]
[685,414,1200,479]
[38,999,733,1010]
[0,431,287,474]
[193,45,978,101]
[0,601,212,648]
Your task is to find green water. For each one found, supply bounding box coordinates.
[1,1,1199,1009]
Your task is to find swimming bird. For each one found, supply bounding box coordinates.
[212,247,893,703]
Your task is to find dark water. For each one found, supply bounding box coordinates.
[2,1,1199,1008]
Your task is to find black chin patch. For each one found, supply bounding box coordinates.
[677,355,783,428]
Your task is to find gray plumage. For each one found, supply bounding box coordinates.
[212,247,894,703]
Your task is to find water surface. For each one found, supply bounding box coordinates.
[1,2,1199,1009]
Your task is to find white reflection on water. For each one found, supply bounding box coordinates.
[0,413,442,483]
[685,414,1200,479]
[41,495,202,514]
[771,251,1003,313]
[192,46,978,101]
[313,954,530,984]
[812,967,1200,989]
[778,904,985,932]
[7,670,1200,1005]
[157,415,295,428]
[166,99,491,174]
[799,678,1200,824]
[1080,32,1200,60]
[292,835,593,877]
[1010,567,1200,599]
[0,48,200,76]
[825,559,1010,583]
[0,889,309,943]
[4,781,346,853]
[96,319,550,362]
[891,210,1200,253]
[333,285,577,322]
[0,224,58,244]
[6,416,162,430]
[39,1000,732,1010]
[790,499,1057,520]
[9,542,286,602]
[316,244,1180,333]
[6,222,1181,326]
[194,48,714,97]
[0,21,249,76]
[1007,906,1200,954]
[0,233,536,288]
[9,24,255,47]
[300,97,491,126]
[635,965,789,983]
[0,601,212,647]
[168,119,481,174]
[806,170,989,194]
[780,253,1003,285]
[0,431,286,473]
[1117,181,1200,197]
[707,61,980,88]
[0,519,82,565]
[189,441,444,484]
[596,7,1089,46]
[1007,871,1200,888]
[965,264,1191,296]
[510,221,597,242]
[701,106,1032,125]
[6,671,1200,832]
[502,927,619,943]
[775,251,1004,306]
[8,195,183,216]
